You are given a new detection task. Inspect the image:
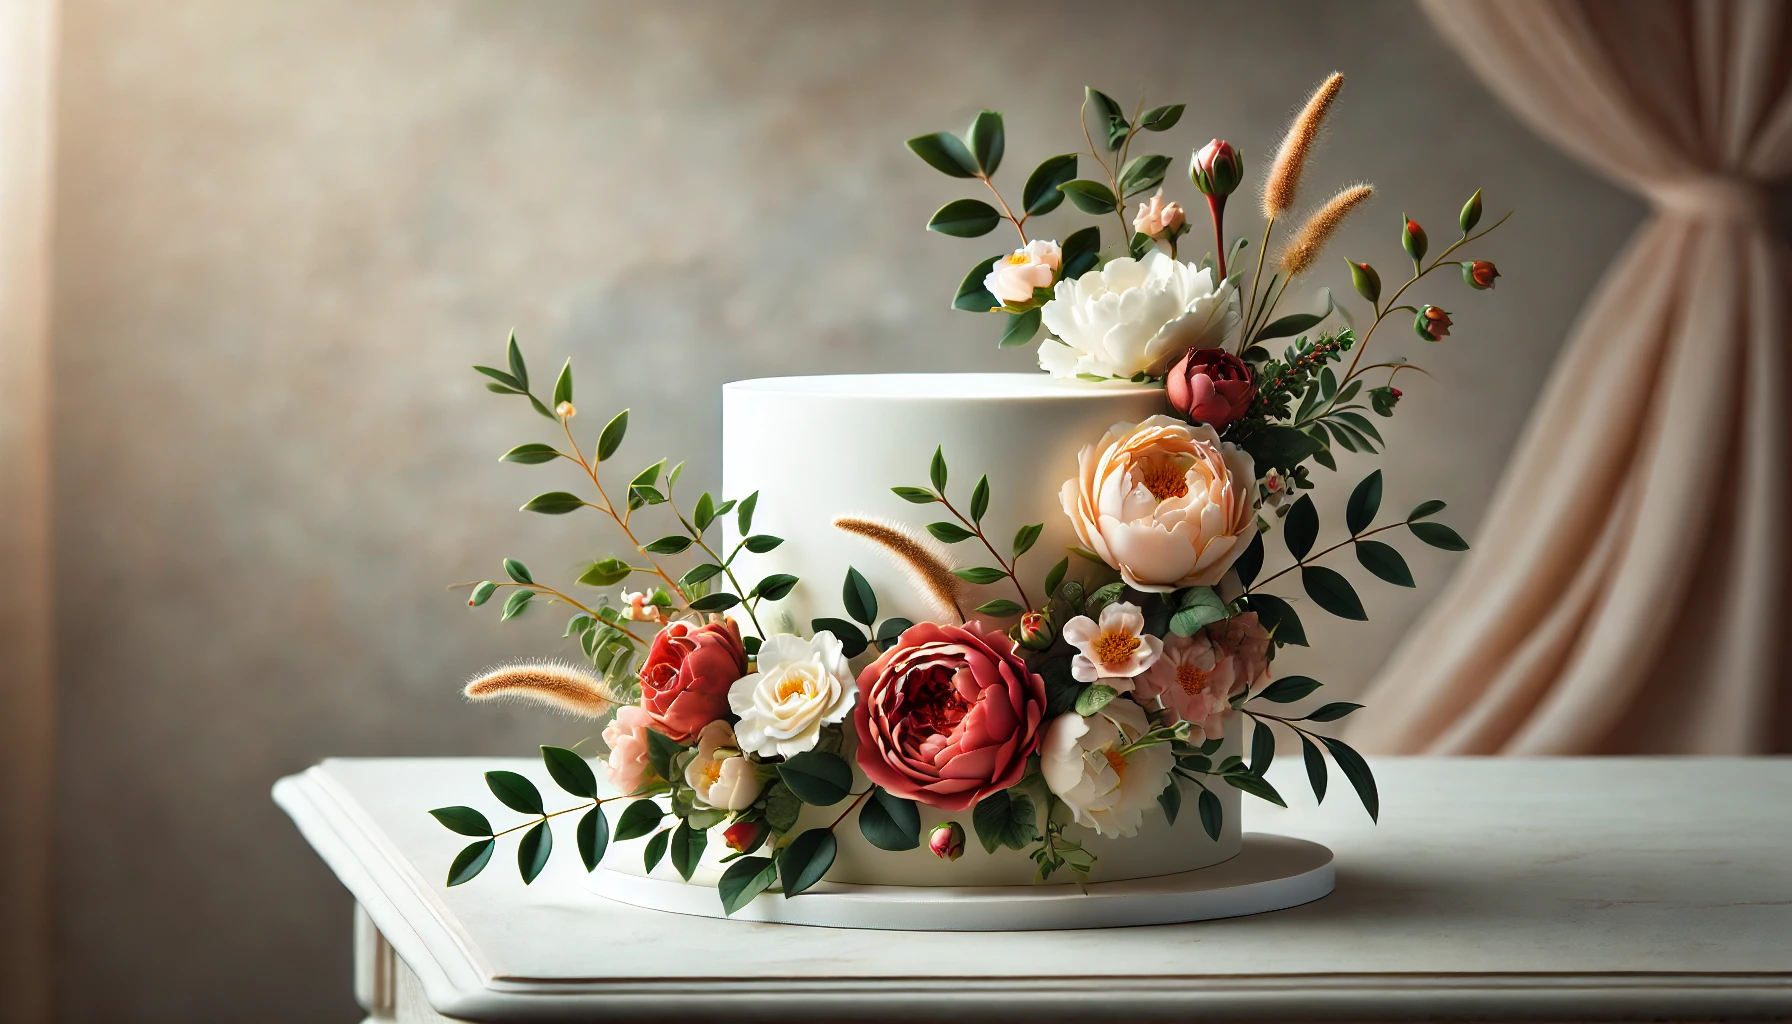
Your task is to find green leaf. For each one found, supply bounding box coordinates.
[446,839,495,886]
[679,562,724,587]
[1410,521,1469,550]
[997,308,1042,348]
[1043,557,1069,601]
[474,364,522,390]
[1319,735,1379,821]
[1058,179,1119,214]
[1240,424,1325,473]
[925,521,975,543]
[1061,226,1101,279]
[500,588,533,621]
[468,581,497,607]
[1250,720,1275,776]
[552,358,573,408]
[1085,87,1128,149]
[641,534,691,555]
[503,558,533,584]
[717,855,779,916]
[842,567,877,626]
[953,255,1001,312]
[521,491,584,515]
[1408,499,1446,521]
[1075,683,1119,716]
[779,827,838,896]
[811,617,869,658]
[1169,587,1227,636]
[429,806,493,837]
[1304,701,1364,722]
[953,566,1007,585]
[613,799,665,841]
[736,490,759,535]
[927,198,1002,237]
[974,598,1025,617]
[751,573,799,602]
[1116,153,1171,198]
[500,443,562,465]
[506,332,529,390]
[1356,540,1414,587]
[876,617,913,647]
[1233,531,1264,588]
[891,485,937,504]
[778,751,853,806]
[1140,103,1185,131]
[540,746,597,798]
[644,729,683,784]
[1224,770,1287,807]
[743,534,784,553]
[517,821,552,884]
[971,789,1039,853]
[929,446,948,491]
[1284,495,1318,560]
[642,828,669,873]
[1254,289,1334,343]
[689,592,741,613]
[968,475,991,524]
[762,783,801,834]
[1041,657,1080,717]
[1303,565,1367,620]
[693,491,717,531]
[485,770,543,815]
[1012,523,1043,559]
[1157,778,1182,824]
[1128,231,1153,259]
[1245,592,1308,646]
[1196,788,1223,841]
[669,820,706,882]
[1255,675,1322,703]
[596,409,628,461]
[905,131,978,178]
[1347,470,1383,536]
[576,805,608,871]
[1022,153,1077,215]
[966,109,1004,176]
[1300,734,1328,804]
[668,460,685,490]
[1085,580,1126,614]
[577,557,631,587]
[858,788,921,851]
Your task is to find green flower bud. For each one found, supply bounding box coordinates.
[1401,215,1428,263]
[1459,188,1483,234]
[1346,259,1382,304]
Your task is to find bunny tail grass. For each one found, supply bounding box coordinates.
[1277,183,1375,275]
[833,515,964,624]
[464,660,624,720]
[1263,71,1344,221]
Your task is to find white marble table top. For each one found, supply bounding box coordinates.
[274,756,1792,1021]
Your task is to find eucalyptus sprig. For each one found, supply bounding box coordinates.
[891,446,1041,617]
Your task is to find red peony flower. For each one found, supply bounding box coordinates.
[639,619,748,742]
[1165,348,1256,429]
[852,621,1047,812]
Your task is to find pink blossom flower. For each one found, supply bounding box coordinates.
[1134,612,1271,739]
[602,704,656,794]
[1133,189,1186,239]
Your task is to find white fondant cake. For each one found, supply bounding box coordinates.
[719,373,1242,885]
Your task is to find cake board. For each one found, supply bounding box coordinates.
[586,832,1332,930]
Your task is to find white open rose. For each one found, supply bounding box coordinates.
[1040,698,1174,838]
[1061,415,1256,592]
[683,720,763,811]
[1037,250,1238,380]
[727,631,855,758]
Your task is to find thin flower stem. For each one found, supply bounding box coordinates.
[937,495,1033,613]
[486,582,648,644]
[983,177,1028,246]
[1078,97,1131,241]
[667,493,765,638]
[1240,216,1277,354]
[828,789,873,831]
[1246,521,1405,593]
[490,797,613,840]
[559,417,691,606]
[1241,707,1327,744]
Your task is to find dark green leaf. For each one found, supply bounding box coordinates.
[1250,720,1275,776]
[743,534,784,553]
[577,557,631,587]
[679,562,725,588]
[1085,580,1126,613]
[1320,736,1379,821]
[1058,179,1119,214]
[926,521,975,543]
[642,534,692,555]
[499,588,533,621]
[717,855,779,915]
[1346,470,1383,536]
[1128,231,1153,259]
[522,491,584,515]
[953,566,1008,585]
[953,256,1000,312]
[468,581,497,607]
[778,828,838,897]
[1140,103,1185,131]
[693,491,717,531]
[483,382,524,396]
[929,446,947,491]
[1246,593,1307,646]
[1304,701,1364,722]
[1240,424,1325,473]
[429,806,493,837]
[516,821,552,884]
[540,746,597,798]
[1355,540,1414,587]
[1254,291,1334,342]
[596,409,628,461]
[1085,87,1127,149]
[736,490,759,535]
[1041,657,1080,717]
[1284,495,1318,560]
[858,788,921,851]
[1303,565,1367,620]
[613,799,665,841]
[1157,778,1182,824]
[644,729,682,784]
[811,617,869,658]
[927,198,1002,237]
[1061,226,1101,278]
[1197,788,1223,841]
[751,573,799,602]
[778,751,853,806]
[473,364,522,390]
[552,358,573,408]
[1224,770,1287,807]
[762,783,801,834]
[1075,683,1119,716]
[1233,530,1264,588]
[999,308,1042,348]
[891,485,937,504]
[973,598,1024,617]
[506,332,528,390]
[1169,586,1227,636]
[1116,153,1171,198]
[906,131,978,178]
[503,558,533,584]
[842,566,877,626]
[966,109,1004,176]
[446,839,495,886]
[1255,675,1322,703]
[485,770,543,815]
[968,475,990,524]
[1043,557,1070,601]
[1409,521,1469,550]
[688,592,741,612]
[1408,499,1446,521]
[642,828,669,873]
[1022,153,1077,215]
[1012,523,1043,558]
[1300,734,1328,804]
[500,443,562,465]
[669,820,706,882]
[971,789,1039,853]
[577,805,607,871]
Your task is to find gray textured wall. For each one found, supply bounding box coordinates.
[50,0,1641,1019]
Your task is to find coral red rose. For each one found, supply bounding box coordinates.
[1165,348,1256,429]
[639,619,748,742]
[852,621,1047,812]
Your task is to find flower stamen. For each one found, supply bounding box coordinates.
[1177,663,1209,697]
[1093,630,1142,666]
[1103,749,1129,779]
[1140,461,1189,501]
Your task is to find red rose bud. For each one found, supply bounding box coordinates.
[1016,611,1054,651]
[1401,215,1427,262]
[1415,305,1453,341]
[1391,387,1403,398]
[1190,139,1243,197]
[929,821,966,861]
[1462,260,1500,290]
[1346,259,1381,304]
[723,819,767,854]
[1166,348,1256,429]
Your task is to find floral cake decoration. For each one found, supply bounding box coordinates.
[429,73,1507,914]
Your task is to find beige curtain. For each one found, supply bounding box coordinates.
[1353,0,1792,754]
[0,0,57,1017]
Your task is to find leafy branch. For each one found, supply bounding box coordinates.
[893,446,1039,616]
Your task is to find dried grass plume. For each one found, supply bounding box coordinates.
[464,659,627,720]
[834,515,964,624]
[1278,183,1375,275]
[1263,72,1344,221]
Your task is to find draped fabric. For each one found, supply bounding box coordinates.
[1352,0,1792,754]
[0,0,56,1017]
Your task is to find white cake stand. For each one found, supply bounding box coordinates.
[587,832,1332,931]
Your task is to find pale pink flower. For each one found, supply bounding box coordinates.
[602,704,656,793]
[1132,189,1186,239]
[983,239,1062,306]
[1061,600,1162,687]
[1134,612,1271,739]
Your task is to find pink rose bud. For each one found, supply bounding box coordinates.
[1016,611,1055,651]
[1415,305,1453,341]
[1462,260,1500,290]
[1401,215,1428,262]
[929,821,966,861]
[1190,139,1242,197]
[723,819,766,854]
[1166,348,1257,430]
[1131,190,1185,240]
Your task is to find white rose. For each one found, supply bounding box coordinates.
[683,720,763,811]
[983,239,1063,306]
[1037,250,1238,380]
[727,631,856,758]
[1040,699,1174,838]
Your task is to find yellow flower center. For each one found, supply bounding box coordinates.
[700,760,723,788]
[1140,461,1189,500]
[1177,663,1210,697]
[1103,749,1129,778]
[776,674,812,702]
[1093,630,1141,666]
[1006,251,1032,264]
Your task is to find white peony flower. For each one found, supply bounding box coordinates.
[1037,250,1239,380]
[683,720,763,811]
[984,239,1062,306]
[1061,600,1162,687]
[727,631,856,758]
[1040,699,1175,838]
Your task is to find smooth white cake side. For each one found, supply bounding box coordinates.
[719,373,1242,885]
